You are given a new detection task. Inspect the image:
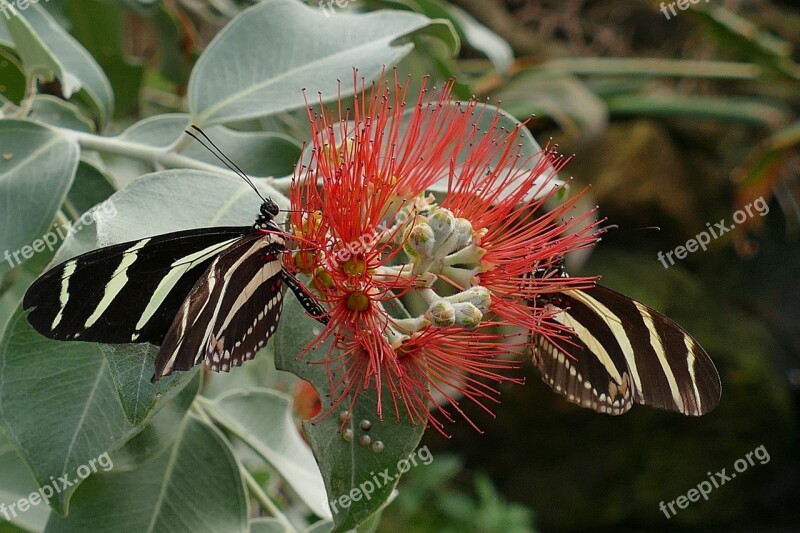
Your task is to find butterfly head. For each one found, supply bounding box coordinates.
[255,198,281,229]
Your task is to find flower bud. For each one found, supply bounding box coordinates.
[452,302,483,330]
[426,300,455,327]
[427,207,455,238]
[446,286,491,313]
[453,218,474,250]
[404,222,435,259]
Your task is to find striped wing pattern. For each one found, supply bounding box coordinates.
[23,227,248,345]
[153,232,286,381]
[533,285,721,416]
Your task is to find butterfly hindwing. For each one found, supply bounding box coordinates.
[153,231,286,381]
[23,227,250,344]
[533,285,721,416]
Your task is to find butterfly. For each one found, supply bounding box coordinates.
[23,127,327,382]
[528,262,721,416]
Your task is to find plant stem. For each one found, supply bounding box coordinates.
[240,464,297,532]
[59,128,290,204]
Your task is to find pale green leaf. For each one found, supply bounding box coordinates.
[108,371,200,473]
[493,73,608,139]
[0,310,142,514]
[28,95,94,133]
[0,120,78,275]
[203,389,330,519]
[250,518,292,533]
[91,169,286,249]
[118,114,301,177]
[44,415,249,533]
[445,3,512,74]
[0,444,50,532]
[189,0,432,126]
[2,3,113,124]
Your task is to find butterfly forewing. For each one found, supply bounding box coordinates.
[23,227,250,344]
[533,285,721,416]
[153,231,286,381]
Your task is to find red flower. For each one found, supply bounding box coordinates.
[289,71,599,428]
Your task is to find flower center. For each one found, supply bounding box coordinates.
[342,255,367,276]
[345,291,370,312]
[293,250,316,273]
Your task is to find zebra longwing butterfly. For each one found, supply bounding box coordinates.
[529,264,721,416]
[23,129,327,383]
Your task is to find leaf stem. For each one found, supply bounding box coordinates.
[240,463,297,532]
[57,128,290,205]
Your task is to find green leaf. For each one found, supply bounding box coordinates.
[604,94,791,128]
[249,518,292,533]
[0,438,50,532]
[118,114,302,177]
[274,297,425,532]
[0,120,79,275]
[101,343,187,425]
[92,169,285,248]
[188,0,433,126]
[65,160,116,217]
[28,95,94,132]
[0,48,25,104]
[3,3,113,124]
[445,4,510,73]
[0,310,138,515]
[690,5,800,79]
[202,389,330,518]
[44,414,249,533]
[305,520,334,532]
[492,73,608,139]
[65,0,145,119]
[108,371,200,473]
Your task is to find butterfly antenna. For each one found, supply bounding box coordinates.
[186,125,267,203]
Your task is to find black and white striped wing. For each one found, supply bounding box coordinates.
[23,227,249,344]
[153,231,286,381]
[532,285,721,416]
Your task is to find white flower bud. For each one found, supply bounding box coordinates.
[404,222,435,259]
[452,302,483,330]
[426,300,455,327]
